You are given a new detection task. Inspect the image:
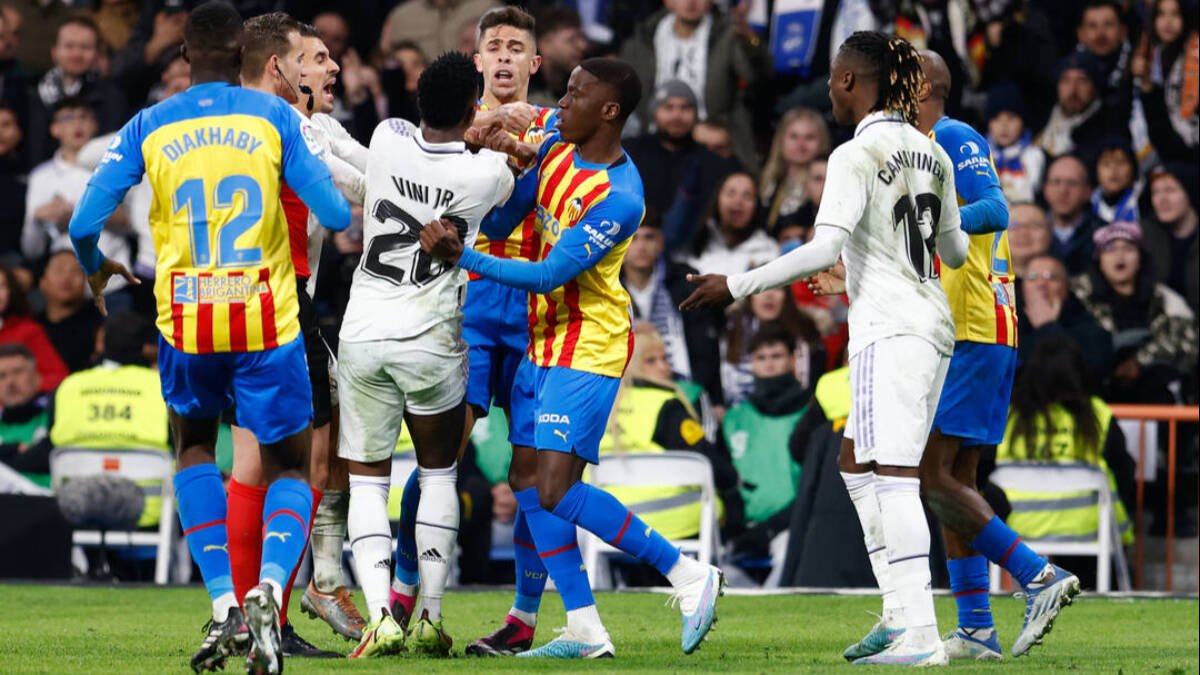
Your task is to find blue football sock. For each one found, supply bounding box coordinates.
[971,516,1047,588]
[514,487,594,611]
[512,507,547,615]
[174,463,233,603]
[552,482,680,577]
[260,478,313,593]
[393,468,420,587]
[948,555,993,629]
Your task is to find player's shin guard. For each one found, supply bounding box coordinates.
[175,463,237,620]
[511,508,547,622]
[260,479,314,608]
[971,516,1048,588]
[948,555,994,629]
[348,474,393,618]
[514,487,595,611]
[841,471,901,623]
[227,479,267,606]
[876,475,937,643]
[415,463,458,622]
[552,481,681,576]
[311,489,350,593]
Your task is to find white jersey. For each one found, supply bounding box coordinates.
[340,118,514,343]
[815,111,962,357]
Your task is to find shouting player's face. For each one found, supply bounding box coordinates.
[299,36,339,115]
[476,25,540,103]
[557,67,616,144]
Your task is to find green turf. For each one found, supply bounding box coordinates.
[0,584,1194,673]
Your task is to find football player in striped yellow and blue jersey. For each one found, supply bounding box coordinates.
[915,52,1078,662]
[422,58,724,660]
[68,4,349,672]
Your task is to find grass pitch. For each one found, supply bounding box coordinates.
[0,584,1194,673]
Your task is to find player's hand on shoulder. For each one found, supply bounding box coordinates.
[420,218,464,264]
[680,273,733,311]
[88,259,140,317]
[806,259,846,296]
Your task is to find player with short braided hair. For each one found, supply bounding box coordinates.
[838,31,925,126]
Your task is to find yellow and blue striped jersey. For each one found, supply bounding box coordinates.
[81,82,336,354]
[931,117,1017,348]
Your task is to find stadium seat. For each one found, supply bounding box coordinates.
[579,452,721,589]
[988,463,1131,592]
[48,448,180,585]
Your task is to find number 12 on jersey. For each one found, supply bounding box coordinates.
[893,192,942,281]
[173,174,264,269]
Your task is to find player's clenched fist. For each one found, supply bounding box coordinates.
[420,218,464,264]
[680,273,733,311]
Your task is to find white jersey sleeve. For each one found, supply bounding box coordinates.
[340,118,514,343]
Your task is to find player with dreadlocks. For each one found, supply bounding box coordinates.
[683,31,970,666]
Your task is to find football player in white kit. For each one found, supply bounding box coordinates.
[339,52,515,659]
[682,31,969,666]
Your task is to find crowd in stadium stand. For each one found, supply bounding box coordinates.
[0,0,1195,587]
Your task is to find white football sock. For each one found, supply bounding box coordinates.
[348,474,393,619]
[416,463,459,622]
[311,489,349,593]
[876,474,938,644]
[665,554,708,614]
[213,592,238,622]
[565,604,608,642]
[508,607,537,626]
[841,471,901,625]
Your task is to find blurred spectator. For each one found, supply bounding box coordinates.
[691,118,733,157]
[91,0,139,51]
[380,0,499,65]
[621,212,724,404]
[722,286,825,406]
[1017,253,1113,384]
[1071,220,1197,399]
[0,10,31,132]
[620,0,771,169]
[23,97,132,303]
[599,324,740,541]
[1037,51,1115,158]
[10,0,75,75]
[718,323,806,560]
[378,39,424,124]
[987,82,1046,203]
[1043,153,1102,275]
[1090,137,1140,224]
[998,336,1135,547]
[624,79,739,218]
[110,0,186,113]
[681,171,778,277]
[1008,202,1052,278]
[145,52,189,105]
[36,249,101,373]
[890,0,974,117]
[1131,0,1199,162]
[314,11,380,144]
[28,16,127,163]
[759,107,830,233]
[0,343,50,486]
[1140,163,1199,311]
[0,103,25,257]
[1073,0,1134,133]
[0,266,68,391]
[978,2,1060,130]
[528,6,587,108]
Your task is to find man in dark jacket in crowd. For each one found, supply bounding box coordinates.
[1017,253,1113,385]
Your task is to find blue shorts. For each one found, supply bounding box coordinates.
[462,278,529,415]
[932,342,1016,447]
[508,360,619,464]
[158,335,313,445]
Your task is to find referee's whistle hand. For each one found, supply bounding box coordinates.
[420,218,463,264]
[680,273,732,311]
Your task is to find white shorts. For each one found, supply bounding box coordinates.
[336,326,467,464]
[844,335,950,467]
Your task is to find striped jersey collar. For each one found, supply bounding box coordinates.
[855,110,907,137]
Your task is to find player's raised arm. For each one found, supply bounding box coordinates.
[276,101,351,231]
[424,190,640,294]
[938,121,1008,234]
